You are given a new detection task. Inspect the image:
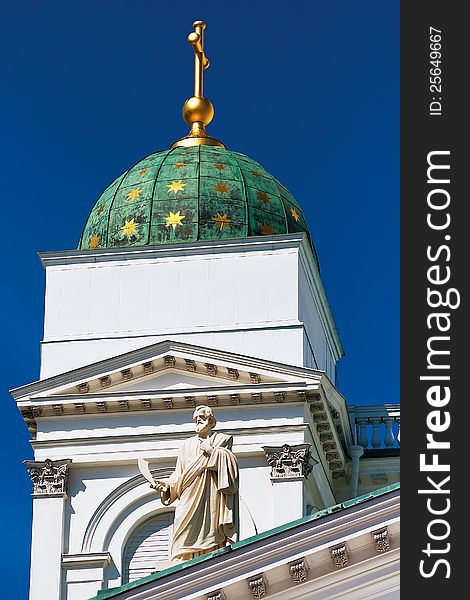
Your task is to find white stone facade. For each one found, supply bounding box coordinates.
[12,234,399,599]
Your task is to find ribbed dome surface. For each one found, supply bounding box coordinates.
[79,145,312,250]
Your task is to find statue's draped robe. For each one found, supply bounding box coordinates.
[161,432,239,562]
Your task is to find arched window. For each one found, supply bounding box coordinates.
[123,512,173,583]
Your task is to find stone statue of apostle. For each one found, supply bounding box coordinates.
[151,405,239,564]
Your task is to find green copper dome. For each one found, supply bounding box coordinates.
[79,145,313,252]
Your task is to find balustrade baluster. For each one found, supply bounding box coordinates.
[383,418,395,448]
[370,419,382,449]
[357,419,369,448]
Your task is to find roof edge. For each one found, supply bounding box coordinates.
[90,482,400,600]
[38,232,308,267]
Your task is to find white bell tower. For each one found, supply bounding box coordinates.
[11,233,363,599]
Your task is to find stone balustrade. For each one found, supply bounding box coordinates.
[348,405,400,450]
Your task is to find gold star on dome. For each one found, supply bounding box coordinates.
[290,207,300,222]
[127,188,142,201]
[213,213,231,230]
[165,210,186,229]
[214,182,229,193]
[97,204,105,216]
[257,191,270,203]
[261,223,275,235]
[89,234,100,249]
[167,181,186,194]
[214,163,225,171]
[121,218,138,238]
[174,162,186,168]
[251,170,261,177]
[138,167,148,176]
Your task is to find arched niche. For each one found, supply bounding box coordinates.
[82,468,173,554]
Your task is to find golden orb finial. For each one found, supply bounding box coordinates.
[171,20,225,149]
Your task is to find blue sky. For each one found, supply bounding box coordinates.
[0,1,398,596]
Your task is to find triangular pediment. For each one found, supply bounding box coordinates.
[11,340,323,403]
[12,340,356,481]
[109,370,241,392]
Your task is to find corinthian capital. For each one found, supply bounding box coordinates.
[262,443,316,479]
[24,458,72,496]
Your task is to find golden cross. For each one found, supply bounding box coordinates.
[171,20,224,148]
[188,20,210,98]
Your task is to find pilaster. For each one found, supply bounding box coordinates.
[25,458,71,600]
[263,444,316,526]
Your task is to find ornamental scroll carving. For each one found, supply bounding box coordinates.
[372,527,391,553]
[289,558,309,584]
[330,543,349,568]
[24,458,71,496]
[207,591,226,600]
[247,575,266,599]
[262,443,315,479]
